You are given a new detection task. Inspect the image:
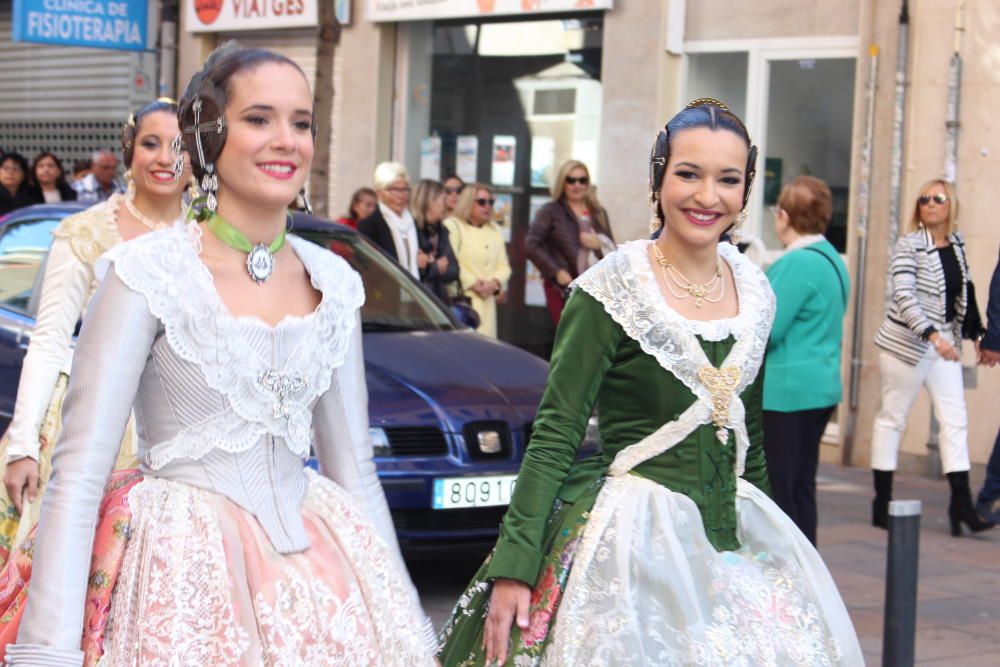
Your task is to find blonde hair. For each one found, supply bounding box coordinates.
[551,160,609,234]
[410,179,445,230]
[453,182,493,224]
[373,161,409,191]
[908,179,959,234]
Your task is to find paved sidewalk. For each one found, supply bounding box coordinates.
[413,463,1000,665]
[816,464,1000,666]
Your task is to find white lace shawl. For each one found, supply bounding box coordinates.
[100,222,365,467]
[572,239,775,475]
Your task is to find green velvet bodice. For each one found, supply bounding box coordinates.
[486,289,770,586]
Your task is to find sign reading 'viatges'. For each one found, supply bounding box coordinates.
[12,0,149,51]
[185,0,317,32]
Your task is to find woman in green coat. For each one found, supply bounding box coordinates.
[437,100,861,666]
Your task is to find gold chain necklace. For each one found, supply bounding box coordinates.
[653,243,724,308]
[124,195,174,231]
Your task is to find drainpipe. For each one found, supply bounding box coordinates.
[885,0,909,268]
[844,41,879,465]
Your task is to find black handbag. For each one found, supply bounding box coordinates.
[962,280,986,341]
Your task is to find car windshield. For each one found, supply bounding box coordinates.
[0,215,61,315]
[296,227,456,333]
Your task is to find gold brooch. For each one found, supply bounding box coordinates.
[697,366,742,444]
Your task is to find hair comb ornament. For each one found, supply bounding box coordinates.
[185,97,225,211]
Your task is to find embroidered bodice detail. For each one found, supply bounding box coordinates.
[573,240,774,475]
[52,195,124,266]
[103,222,364,469]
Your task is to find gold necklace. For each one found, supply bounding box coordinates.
[124,195,174,231]
[653,244,724,308]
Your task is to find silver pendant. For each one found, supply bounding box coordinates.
[247,243,275,284]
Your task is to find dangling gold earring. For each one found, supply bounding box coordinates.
[648,193,663,235]
[731,209,748,244]
[125,169,136,200]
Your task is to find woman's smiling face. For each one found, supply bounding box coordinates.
[215,61,314,211]
[658,127,748,248]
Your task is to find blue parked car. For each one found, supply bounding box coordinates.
[0,204,596,552]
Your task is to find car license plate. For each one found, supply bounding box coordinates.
[433,475,517,509]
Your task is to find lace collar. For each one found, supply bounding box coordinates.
[102,222,365,463]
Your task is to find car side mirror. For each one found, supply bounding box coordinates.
[451,302,481,330]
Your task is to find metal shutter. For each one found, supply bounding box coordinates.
[0,1,154,168]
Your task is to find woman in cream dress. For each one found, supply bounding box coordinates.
[444,182,511,338]
[0,99,187,563]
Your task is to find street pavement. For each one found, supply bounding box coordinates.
[410,462,1000,665]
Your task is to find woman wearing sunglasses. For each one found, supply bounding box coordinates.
[525,159,614,324]
[871,179,990,535]
[444,183,511,338]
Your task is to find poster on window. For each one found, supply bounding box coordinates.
[530,136,555,189]
[491,135,516,187]
[493,193,513,243]
[456,135,478,183]
[420,136,442,181]
[524,262,547,308]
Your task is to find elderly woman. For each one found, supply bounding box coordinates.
[525,159,614,324]
[871,179,990,536]
[0,152,41,216]
[411,179,459,302]
[444,183,511,338]
[358,161,421,278]
[762,176,849,545]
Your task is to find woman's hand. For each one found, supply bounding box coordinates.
[5,457,39,515]
[554,269,573,288]
[436,256,449,274]
[484,578,531,664]
[579,232,602,251]
[930,333,960,362]
[417,250,430,270]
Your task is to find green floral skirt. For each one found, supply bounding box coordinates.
[436,482,601,667]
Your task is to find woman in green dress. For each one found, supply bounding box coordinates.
[437,100,862,667]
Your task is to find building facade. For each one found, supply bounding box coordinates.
[175,0,1000,474]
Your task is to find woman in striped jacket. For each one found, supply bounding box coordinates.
[871,179,990,535]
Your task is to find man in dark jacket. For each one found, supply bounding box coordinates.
[976,249,1000,522]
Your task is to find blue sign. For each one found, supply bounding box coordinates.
[12,0,149,52]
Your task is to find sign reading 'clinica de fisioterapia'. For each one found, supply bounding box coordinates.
[12,0,149,51]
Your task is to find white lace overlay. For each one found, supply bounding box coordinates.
[546,243,862,665]
[102,223,364,468]
[542,476,862,666]
[573,240,773,476]
[98,475,435,666]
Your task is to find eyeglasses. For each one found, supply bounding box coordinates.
[918,193,948,206]
[445,186,463,195]
[476,198,496,207]
[769,205,782,217]
[386,186,411,194]
[0,165,23,174]
[566,176,589,186]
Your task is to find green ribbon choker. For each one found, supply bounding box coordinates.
[205,212,287,284]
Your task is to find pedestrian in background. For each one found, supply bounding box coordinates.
[71,159,91,184]
[358,161,420,278]
[73,149,124,203]
[29,152,77,203]
[336,186,377,229]
[525,159,614,325]
[975,248,1000,522]
[444,183,511,338]
[0,152,41,216]
[870,179,991,535]
[762,176,849,545]
[442,174,464,217]
[410,179,459,302]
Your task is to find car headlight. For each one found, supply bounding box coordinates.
[369,427,392,457]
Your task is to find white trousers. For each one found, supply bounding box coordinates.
[871,332,970,473]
